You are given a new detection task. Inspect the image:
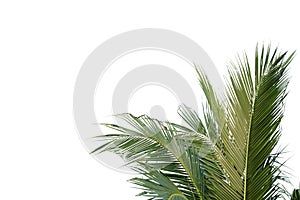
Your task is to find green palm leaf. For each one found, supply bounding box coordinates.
[92,44,296,199]
[221,45,295,199]
[92,114,225,199]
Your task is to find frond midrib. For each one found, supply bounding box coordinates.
[243,65,267,200]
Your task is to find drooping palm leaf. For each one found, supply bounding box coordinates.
[92,114,230,199]
[92,45,295,199]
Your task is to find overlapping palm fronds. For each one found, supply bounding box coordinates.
[92,45,298,199]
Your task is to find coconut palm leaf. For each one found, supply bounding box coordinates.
[219,45,295,199]
[92,45,295,199]
[92,114,234,199]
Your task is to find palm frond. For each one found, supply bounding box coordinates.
[221,45,295,199]
[92,44,296,200]
[92,114,206,199]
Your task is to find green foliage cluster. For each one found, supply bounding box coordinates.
[93,45,299,200]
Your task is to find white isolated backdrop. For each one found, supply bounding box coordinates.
[0,1,300,199]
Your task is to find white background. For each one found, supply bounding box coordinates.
[1,1,300,199]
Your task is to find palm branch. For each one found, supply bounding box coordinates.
[92,45,297,199]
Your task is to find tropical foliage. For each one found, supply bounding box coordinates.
[92,45,298,199]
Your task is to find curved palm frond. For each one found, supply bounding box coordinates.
[93,113,238,199]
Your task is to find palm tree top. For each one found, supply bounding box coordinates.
[92,44,297,200]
